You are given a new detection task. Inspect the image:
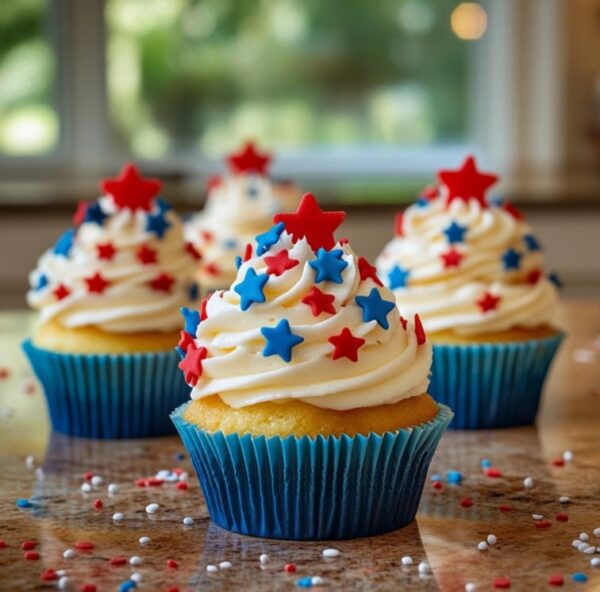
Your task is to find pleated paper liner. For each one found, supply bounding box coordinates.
[23,339,190,439]
[171,402,453,540]
[429,333,564,430]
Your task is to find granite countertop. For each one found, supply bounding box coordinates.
[0,303,599,591]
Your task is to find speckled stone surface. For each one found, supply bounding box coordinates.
[0,304,599,591]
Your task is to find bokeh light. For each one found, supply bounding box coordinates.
[451,3,487,41]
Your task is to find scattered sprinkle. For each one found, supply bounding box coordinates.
[487,534,497,546]
[259,553,270,565]
[580,533,589,541]
[167,559,179,569]
[311,576,325,586]
[465,584,477,592]
[555,513,569,522]
[145,503,160,514]
[25,455,35,469]
[93,498,103,510]
[16,498,32,508]
[547,574,564,586]
[58,576,71,589]
[447,470,463,484]
[523,477,534,489]
[74,541,94,550]
[285,563,297,573]
[63,549,76,559]
[139,537,151,546]
[130,573,142,583]
[176,481,188,491]
[493,576,511,588]
[23,551,40,560]
[206,564,217,573]
[563,450,573,462]
[418,561,431,575]
[485,468,502,478]
[91,475,104,487]
[499,504,512,513]
[535,520,552,529]
[21,540,36,550]
[481,459,492,469]
[401,556,413,566]
[461,497,473,508]
[594,527,600,537]
[110,556,128,566]
[477,542,488,551]
[129,556,142,566]
[81,483,92,493]
[532,514,544,520]
[591,557,600,568]
[322,548,340,558]
[118,580,137,592]
[183,516,194,526]
[572,573,588,583]
[297,577,313,587]
[113,512,124,522]
[559,496,570,504]
[40,569,57,581]
[108,483,119,494]
[219,561,233,569]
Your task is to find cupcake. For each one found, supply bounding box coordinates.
[376,155,563,429]
[171,193,453,540]
[23,163,198,438]
[184,141,301,294]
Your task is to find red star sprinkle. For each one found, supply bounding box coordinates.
[73,201,89,225]
[477,292,501,313]
[339,237,350,245]
[357,256,383,287]
[185,242,201,261]
[329,328,365,362]
[85,272,110,294]
[204,262,220,276]
[96,242,116,261]
[178,331,195,353]
[394,212,404,236]
[178,343,207,386]
[422,185,439,200]
[527,269,542,284]
[460,497,473,508]
[227,141,271,175]
[243,243,253,262]
[200,230,213,243]
[41,569,57,581]
[137,244,157,265]
[53,284,71,301]
[440,248,464,269]
[200,297,209,321]
[205,175,222,192]
[100,163,161,211]
[149,273,175,293]
[504,202,524,220]
[273,193,346,251]
[414,314,426,345]
[399,315,408,330]
[438,155,498,207]
[301,287,336,317]
[264,249,299,276]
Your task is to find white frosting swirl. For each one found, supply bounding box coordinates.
[186,231,431,410]
[184,174,300,290]
[27,196,198,333]
[376,197,559,335]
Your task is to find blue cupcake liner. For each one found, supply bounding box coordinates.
[429,333,564,429]
[170,402,453,540]
[22,339,190,439]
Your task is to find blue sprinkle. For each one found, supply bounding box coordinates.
[446,470,463,484]
[119,580,137,592]
[246,185,259,198]
[53,228,76,257]
[430,474,442,482]
[35,274,48,291]
[234,256,242,270]
[481,459,492,469]
[175,346,184,360]
[572,573,588,583]
[175,453,185,461]
[489,195,504,206]
[297,577,313,588]
[16,498,32,508]
[415,197,429,208]
[223,239,238,250]
[188,282,199,302]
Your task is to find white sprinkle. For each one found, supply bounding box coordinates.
[63,549,76,559]
[322,548,340,558]
[56,570,67,577]
[523,476,534,489]
[219,561,233,570]
[259,553,270,565]
[139,536,151,546]
[477,541,488,551]
[112,512,124,522]
[418,561,431,574]
[591,557,600,567]
[584,546,597,554]
[580,533,590,541]
[532,514,544,521]
[129,556,142,566]
[156,470,171,480]
[35,468,44,480]
[145,503,160,514]
[312,576,325,586]
[559,496,570,504]
[465,584,477,592]
[577,542,589,552]
[130,573,142,583]
[487,534,497,546]
[594,528,600,538]
[206,564,218,573]
[25,455,35,469]
[80,483,92,493]
[573,539,582,548]
[179,471,189,482]
[573,348,595,364]
[90,475,103,487]
[401,556,413,566]
[58,576,71,590]
[183,516,194,526]
[563,450,573,462]
[107,483,119,494]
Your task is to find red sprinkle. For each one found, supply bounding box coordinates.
[167,559,179,569]
[499,504,513,513]
[110,556,128,566]
[284,563,297,573]
[74,541,95,550]
[493,576,511,589]
[548,574,564,586]
[485,468,503,478]
[460,497,473,508]
[0,367,10,380]
[93,499,103,510]
[555,513,569,522]
[535,520,552,529]
[81,585,97,592]
[166,588,180,592]
[0,540,7,548]
[176,481,188,491]
[147,478,164,487]
[552,459,565,467]
[83,471,95,481]
[432,481,443,491]
[41,569,57,581]
[135,478,148,487]
[21,540,37,550]
[24,551,40,560]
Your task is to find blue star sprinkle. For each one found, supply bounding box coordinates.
[146,211,171,239]
[234,268,269,311]
[523,234,541,251]
[388,265,410,289]
[416,197,429,208]
[502,248,522,270]
[246,184,259,198]
[155,197,171,213]
[53,228,75,257]
[261,319,304,362]
[549,272,563,289]
[256,222,285,255]
[443,221,467,244]
[84,202,107,226]
[355,288,396,330]
[223,238,238,250]
[188,282,199,301]
[180,306,200,335]
[234,256,242,270]
[309,248,348,284]
[35,274,48,291]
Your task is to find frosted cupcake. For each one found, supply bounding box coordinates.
[376,156,563,429]
[185,142,301,293]
[171,193,453,540]
[23,163,198,438]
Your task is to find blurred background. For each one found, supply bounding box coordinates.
[0,0,599,306]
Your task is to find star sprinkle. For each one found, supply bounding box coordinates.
[234,268,269,311]
[205,175,222,192]
[502,248,521,270]
[440,248,463,269]
[188,282,199,301]
[477,292,501,313]
[155,197,171,213]
[149,273,175,293]
[328,328,365,362]
[504,202,524,220]
[137,245,157,265]
[355,288,396,329]
[273,193,346,251]
[146,211,171,239]
[357,257,383,287]
[261,319,304,363]
[549,272,563,289]
[301,287,336,317]
[53,284,70,301]
[178,343,207,386]
[443,221,467,244]
[438,155,498,207]
[264,250,299,276]
[53,229,75,257]
[243,243,253,262]
[35,274,48,291]
[256,222,285,256]
[527,269,542,284]
[394,212,404,236]
[85,272,110,294]
[180,307,200,334]
[185,243,201,260]
[96,242,116,261]
[83,202,108,226]
[309,248,348,284]
[388,265,410,289]
[177,331,195,354]
[414,314,426,345]
[227,142,271,175]
[421,185,439,201]
[73,201,89,225]
[101,163,161,211]
[523,234,541,251]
